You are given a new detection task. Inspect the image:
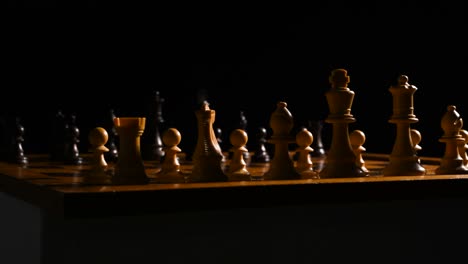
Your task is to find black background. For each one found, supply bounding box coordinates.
[3,3,467,158]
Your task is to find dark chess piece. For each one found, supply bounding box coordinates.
[214,126,226,162]
[238,111,250,162]
[50,109,67,161]
[251,126,270,163]
[64,114,83,165]
[309,120,326,157]
[0,115,8,160]
[215,126,223,147]
[238,110,247,131]
[104,108,118,163]
[7,117,28,165]
[142,90,165,162]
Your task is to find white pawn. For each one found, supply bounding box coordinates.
[294,128,318,179]
[227,129,251,181]
[83,127,111,185]
[410,129,422,164]
[459,129,468,167]
[155,128,186,183]
[349,130,370,175]
[410,129,422,153]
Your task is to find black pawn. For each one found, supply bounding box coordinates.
[214,126,226,162]
[184,93,208,162]
[239,111,250,161]
[64,114,83,165]
[50,110,67,161]
[7,117,28,165]
[104,109,118,163]
[214,127,224,149]
[142,90,165,161]
[251,126,270,163]
[238,110,247,131]
[308,120,326,157]
[0,115,8,160]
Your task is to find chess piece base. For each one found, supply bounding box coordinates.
[435,155,468,175]
[227,170,251,181]
[191,156,228,182]
[382,156,426,176]
[155,171,187,183]
[82,170,111,185]
[319,161,368,178]
[299,169,318,179]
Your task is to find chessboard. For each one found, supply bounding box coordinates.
[3,69,468,219]
[1,152,468,218]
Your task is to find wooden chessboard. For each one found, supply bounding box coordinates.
[1,153,467,218]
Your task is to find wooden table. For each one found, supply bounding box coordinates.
[1,154,468,264]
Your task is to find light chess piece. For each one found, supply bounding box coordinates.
[458,129,468,167]
[237,110,250,162]
[410,129,422,154]
[112,117,149,185]
[263,102,301,180]
[228,111,250,162]
[319,69,367,178]
[226,129,251,181]
[383,75,426,176]
[83,127,111,185]
[191,101,228,182]
[155,128,186,183]
[294,128,318,179]
[410,129,422,164]
[349,130,370,175]
[435,105,468,174]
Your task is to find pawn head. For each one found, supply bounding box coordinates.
[89,127,109,147]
